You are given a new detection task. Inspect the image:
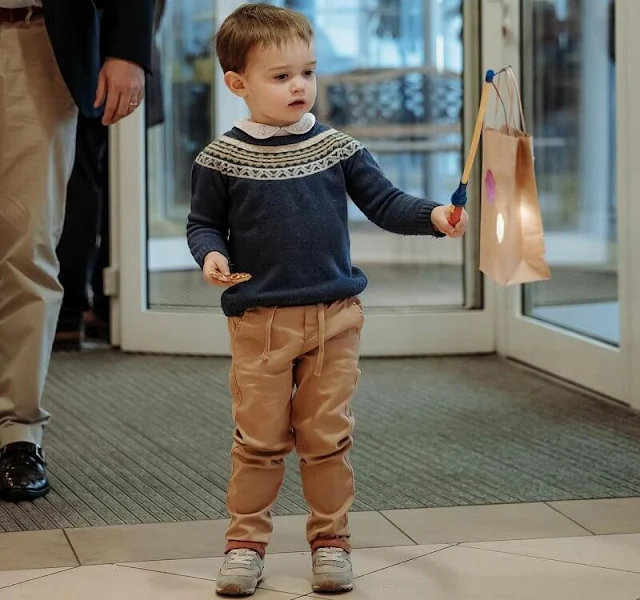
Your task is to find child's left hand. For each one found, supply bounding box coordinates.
[431,205,469,238]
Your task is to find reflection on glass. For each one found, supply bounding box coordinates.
[521,0,618,345]
[147,0,218,309]
[147,0,467,311]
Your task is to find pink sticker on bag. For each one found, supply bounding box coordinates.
[485,170,496,203]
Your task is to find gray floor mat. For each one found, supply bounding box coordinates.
[1,351,638,532]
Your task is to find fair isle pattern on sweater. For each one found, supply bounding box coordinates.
[195,128,363,181]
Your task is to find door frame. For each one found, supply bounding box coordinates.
[490,0,640,407]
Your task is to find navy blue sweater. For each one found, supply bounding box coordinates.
[187,122,443,317]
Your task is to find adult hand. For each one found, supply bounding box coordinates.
[94,58,145,126]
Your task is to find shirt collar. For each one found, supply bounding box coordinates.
[233,113,316,139]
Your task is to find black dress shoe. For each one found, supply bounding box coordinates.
[0,443,50,502]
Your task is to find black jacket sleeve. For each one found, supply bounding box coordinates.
[99,0,155,73]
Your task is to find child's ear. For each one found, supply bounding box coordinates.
[224,71,247,97]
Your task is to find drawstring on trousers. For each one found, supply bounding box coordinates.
[313,304,325,377]
[260,305,326,377]
[261,306,277,362]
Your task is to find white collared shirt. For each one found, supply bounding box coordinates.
[233,113,316,139]
[0,1,42,8]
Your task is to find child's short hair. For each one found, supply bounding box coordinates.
[215,3,314,74]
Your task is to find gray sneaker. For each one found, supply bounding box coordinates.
[312,547,353,593]
[215,549,264,596]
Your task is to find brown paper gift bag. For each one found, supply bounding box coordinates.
[479,71,551,286]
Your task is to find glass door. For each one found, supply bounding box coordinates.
[113,0,495,356]
[497,0,640,406]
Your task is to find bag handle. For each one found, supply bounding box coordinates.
[505,66,527,132]
[492,66,528,133]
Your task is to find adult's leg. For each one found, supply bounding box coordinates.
[89,135,110,331]
[0,19,78,499]
[55,116,107,348]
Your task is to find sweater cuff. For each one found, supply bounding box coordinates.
[416,201,446,238]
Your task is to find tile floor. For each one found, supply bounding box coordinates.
[2,499,640,599]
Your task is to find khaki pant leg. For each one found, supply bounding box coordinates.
[225,306,305,549]
[292,299,364,549]
[0,20,78,447]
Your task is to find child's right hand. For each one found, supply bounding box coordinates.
[203,252,251,286]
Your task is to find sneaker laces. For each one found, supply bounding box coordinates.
[226,549,259,567]
[315,547,346,564]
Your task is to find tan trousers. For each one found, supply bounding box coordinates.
[0,20,78,447]
[225,298,364,554]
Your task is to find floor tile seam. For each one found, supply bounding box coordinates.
[459,544,640,576]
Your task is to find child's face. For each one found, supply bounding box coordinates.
[225,39,317,127]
